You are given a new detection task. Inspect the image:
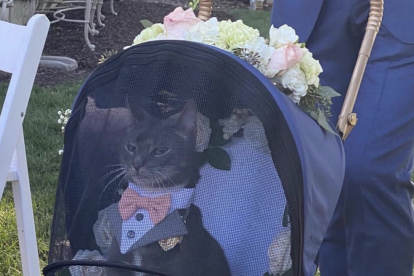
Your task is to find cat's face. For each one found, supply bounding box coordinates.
[119,100,199,190]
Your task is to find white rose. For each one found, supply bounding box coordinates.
[196,112,212,152]
[278,64,308,104]
[299,48,323,87]
[187,17,220,45]
[69,250,107,276]
[269,24,299,48]
[268,229,292,275]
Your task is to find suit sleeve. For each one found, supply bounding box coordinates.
[350,0,414,44]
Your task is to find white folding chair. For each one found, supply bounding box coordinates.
[0,14,50,276]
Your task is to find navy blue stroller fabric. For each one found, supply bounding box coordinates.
[44,40,345,276]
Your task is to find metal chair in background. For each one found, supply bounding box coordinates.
[0,0,14,22]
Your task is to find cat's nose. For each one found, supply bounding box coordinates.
[133,164,140,172]
[132,161,142,171]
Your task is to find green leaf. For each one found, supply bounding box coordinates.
[309,110,319,121]
[299,97,315,113]
[195,151,208,168]
[317,86,341,98]
[189,0,200,9]
[316,110,338,135]
[207,147,231,171]
[309,110,338,135]
[140,19,154,29]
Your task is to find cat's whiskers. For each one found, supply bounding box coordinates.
[155,173,166,189]
[142,170,165,189]
[153,171,178,187]
[152,173,161,189]
[102,164,124,168]
[160,175,167,189]
[99,170,126,201]
[148,172,157,189]
[98,167,125,181]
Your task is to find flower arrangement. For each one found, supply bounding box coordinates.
[124,7,340,134]
[59,8,340,161]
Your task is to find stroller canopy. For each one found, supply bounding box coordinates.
[44,40,345,276]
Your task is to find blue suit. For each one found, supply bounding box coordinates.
[271,0,414,275]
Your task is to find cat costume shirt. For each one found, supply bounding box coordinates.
[93,187,231,276]
[96,184,194,254]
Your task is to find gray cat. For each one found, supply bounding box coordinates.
[98,99,231,276]
[119,99,200,191]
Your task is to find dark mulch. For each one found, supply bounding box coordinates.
[0,0,240,87]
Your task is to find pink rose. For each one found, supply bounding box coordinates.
[266,44,304,76]
[163,7,202,39]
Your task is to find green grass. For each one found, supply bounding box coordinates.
[0,82,81,275]
[227,9,272,38]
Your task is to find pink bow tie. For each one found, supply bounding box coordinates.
[118,188,172,225]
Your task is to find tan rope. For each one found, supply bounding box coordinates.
[197,0,213,21]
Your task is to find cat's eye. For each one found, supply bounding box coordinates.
[127,144,137,152]
[153,147,169,156]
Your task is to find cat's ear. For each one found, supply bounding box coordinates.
[171,99,197,133]
[125,96,147,122]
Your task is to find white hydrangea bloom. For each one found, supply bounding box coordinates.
[299,47,323,87]
[131,23,166,46]
[217,20,260,51]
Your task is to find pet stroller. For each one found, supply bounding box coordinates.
[42,1,382,275]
